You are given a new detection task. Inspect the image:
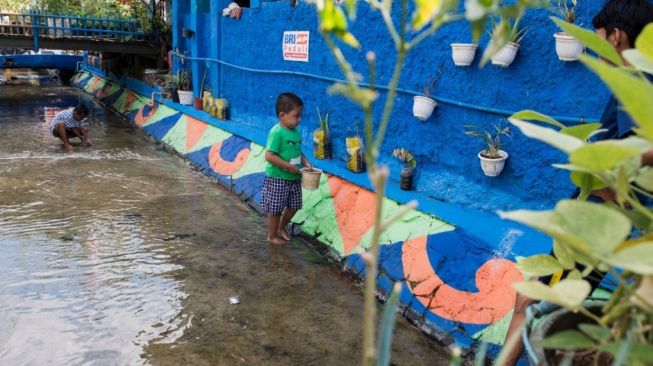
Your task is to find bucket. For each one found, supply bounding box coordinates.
[301,168,322,191]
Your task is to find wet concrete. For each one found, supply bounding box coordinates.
[0,86,450,365]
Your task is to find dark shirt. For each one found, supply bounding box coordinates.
[595,95,636,141]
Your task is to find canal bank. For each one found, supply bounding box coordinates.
[0,85,449,365]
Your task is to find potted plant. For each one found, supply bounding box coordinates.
[392,148,416,191]
[412,71,441,121]
[177,70,193,106]
[450,43,478,66]
[502,21,653,366]
[465,123,511,177]
[490,15,526,68]
[554,0,585,61]
[313,107,331,160]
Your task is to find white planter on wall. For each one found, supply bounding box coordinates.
[412,96,437,121]
[478,150,509,177]
[450,43,477,66]
[178,90,194,106]
[491,42,520,68]
[554,32,585,61]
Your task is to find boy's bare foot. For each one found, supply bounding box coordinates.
[82,138,92,147]
[277,229,291,241]
[267,237,286,245]
[63,144,73,152]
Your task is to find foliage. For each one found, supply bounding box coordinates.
[557,0,576,24]
[178,69,191,91]
[504,21,653,364]
[465,123,511,159]
[490,14,526,45]
[392,148,416,170]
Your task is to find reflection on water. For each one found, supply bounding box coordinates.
[0,86,448,366]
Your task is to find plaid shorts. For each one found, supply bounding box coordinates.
[261,176,302,215]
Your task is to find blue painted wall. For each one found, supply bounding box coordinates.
[173,0,608,213]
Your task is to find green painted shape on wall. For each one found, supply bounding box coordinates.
[232,143,266,179]
[355,203,454,253]
[472,310,513,345]
[161,117,187,152]
[111,91,131,112]
[292,175,345,255]
[187,124,232,153]
[141,104,180,128]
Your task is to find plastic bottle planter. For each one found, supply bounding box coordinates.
[491,42,520,68]
[346,136,366,173]
[400,167,414,191]
[177,90,194,106]
[477,150,508,177]
[554,32,585,61]
[412,96,437,121]
[313,129,331,160]
[450,43,477,66]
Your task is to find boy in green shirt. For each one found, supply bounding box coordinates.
[262,93,312,245]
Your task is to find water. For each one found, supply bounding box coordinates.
[0,85,449,365]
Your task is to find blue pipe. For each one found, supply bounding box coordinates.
[171,51,597,124]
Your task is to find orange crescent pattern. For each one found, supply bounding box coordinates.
[89,77,101,92]
[208,141,251,176]
[123,92,137,112]
[402,236,523,324]
[134,105,157,127]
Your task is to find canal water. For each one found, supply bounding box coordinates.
[0,85,449,365]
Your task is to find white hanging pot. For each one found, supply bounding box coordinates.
[412,96,437,121]
[450,43,477,66]
[554,32,585,61]
[491,42,520,68]
[178,90,194,106]
[478,150,508,177]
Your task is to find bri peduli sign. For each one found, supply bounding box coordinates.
[282,31,310,62]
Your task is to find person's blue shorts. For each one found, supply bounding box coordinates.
[261,176,302,215]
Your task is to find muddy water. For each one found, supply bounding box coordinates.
[0,86,449,366]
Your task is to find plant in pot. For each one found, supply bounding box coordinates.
[392,148,416,191]
[313,107,331,160]
[554,0,585,61]
[412,69,442,121]
[450,42,478,67]
[490,15,526,68]
[465,123,511,177]
[500,21,653,366]
[177,70,193,106]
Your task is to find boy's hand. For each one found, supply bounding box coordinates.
[289,165,300,174]
[304,162,313,171]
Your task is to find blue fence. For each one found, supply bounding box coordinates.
[0,12,158,47]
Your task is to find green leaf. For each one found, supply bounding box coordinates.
[516,254,564,277]
[537,330,595,350]
[570,171,607,200]
[581,55,653,141]
[344,0,357,20]
[622,49,653,75]
[509,119,584,154]
[560,123,602,141]
[553,240,577,270]
[480,19,509,67]
[501,200,631,257]
[606,242,653,275]
[578,323,612,342]
[510,110,565,129]
[513,279,591,311]
[569,142,640,173]
[552,17,622,66]
[600,343,653,365]
[412,0,444,31]
[635,23,653,64]
[319,0,361,48]
[635,167,653,191]
[376,283,401,366]
[328,83,378,108]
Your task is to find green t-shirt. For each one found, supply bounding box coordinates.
[265,123,302,181]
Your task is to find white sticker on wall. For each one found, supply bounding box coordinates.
[283,31,310,62]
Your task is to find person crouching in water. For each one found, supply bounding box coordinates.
[50,104,90,151]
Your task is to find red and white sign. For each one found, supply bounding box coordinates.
[283,31,310,62]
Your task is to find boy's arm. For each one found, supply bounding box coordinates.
[301,153,312,170]
[266,151,299,174]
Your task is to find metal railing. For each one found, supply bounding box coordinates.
[0,12,158,42]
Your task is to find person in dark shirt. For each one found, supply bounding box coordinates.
[501,1,653,365]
